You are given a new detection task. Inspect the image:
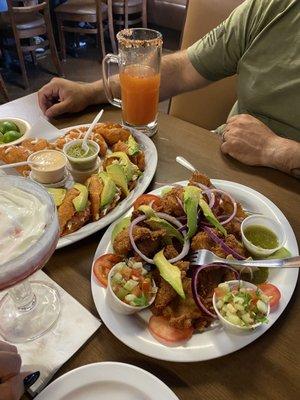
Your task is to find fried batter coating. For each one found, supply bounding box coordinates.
[0,145,32,175]
[87,174,103,221]
[113,226,166,257]
[113,140,128,153]
[157,187,185,217]
[58,188,80,234]
[189,171,211,188]
[21,138,51,152]
[94,122,130,145]
[191,229,247,258]
[61,205,91,236]
[131,151,146,172]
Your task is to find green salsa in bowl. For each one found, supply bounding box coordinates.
[63,139,100,170]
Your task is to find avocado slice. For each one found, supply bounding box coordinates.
[138,205,156,218]
[127,135,140,156]
[111,216,131,244]
[47,188,67,207]
[146,217,184,244]
[153,250,185,299]
[267,247,291,259]
[107,152,140,182]
[183,186,201,239]
[198,194,227,236]
[72,183,88,212]
[106,163,130,196]
[98,171,117,209]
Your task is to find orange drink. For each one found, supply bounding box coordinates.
[103,28,163,137]
[120,65,160,126]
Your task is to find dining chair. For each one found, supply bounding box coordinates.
[108,0,147,53]
[169,0,245,130]
[0,48,9,102]
[54,0,108,62]
[1,0,64,89]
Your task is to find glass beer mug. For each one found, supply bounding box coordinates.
[102,28,163,137]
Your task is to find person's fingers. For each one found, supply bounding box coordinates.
[45,99,71,118]
[0,342,17,354]
[0,374,24,400]
[37,81,61,114]
[0,352,21,378]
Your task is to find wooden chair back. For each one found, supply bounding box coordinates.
[169,0,244,130]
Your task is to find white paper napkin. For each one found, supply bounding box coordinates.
[0,270,101,396]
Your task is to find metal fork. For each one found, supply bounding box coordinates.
[189,249,300,268]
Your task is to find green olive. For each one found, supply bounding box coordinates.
[0,121,20,134]
[3,130,23,143]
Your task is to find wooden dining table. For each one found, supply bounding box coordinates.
[20,106,299,400]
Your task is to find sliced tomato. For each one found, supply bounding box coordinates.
[93,253,122,287]
[258,283,281,310]
[133,194,162,210]
[148,316,194,346]
[142,280,151,293]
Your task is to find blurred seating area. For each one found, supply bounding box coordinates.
[0,0,187,103]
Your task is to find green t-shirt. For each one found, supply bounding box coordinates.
[187,0,300,141]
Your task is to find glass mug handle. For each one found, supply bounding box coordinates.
[102,54,122,109]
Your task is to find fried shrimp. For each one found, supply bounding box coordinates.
[0,145,32,175]
[87,174,103,221]
[94,122,130,145]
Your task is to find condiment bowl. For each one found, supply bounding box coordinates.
[241,215,286,258]
[63,139,99,170]
[106,264,156,315]
[66,157,100,184]
[0,117,31,147]
[28,149,67,184]
[212,280,270,333]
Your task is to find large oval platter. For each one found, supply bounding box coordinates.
[91,180,298,362]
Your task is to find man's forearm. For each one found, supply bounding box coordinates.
[84,50,210,105]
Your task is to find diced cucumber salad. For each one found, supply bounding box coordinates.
[215,282,269,327]
[110,259,156,307]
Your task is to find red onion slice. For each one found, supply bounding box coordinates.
[192,263,239,317]
[211,189,237,225]
[202,226,245,260]
[129,212,190,264]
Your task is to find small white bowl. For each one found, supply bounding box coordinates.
[106,263,156,315]
[241,215,286,258]
[212,280,270,333]
[28,149,67,184]
[0,117,31,147]
[66,156,100,184]
[63,139,100,171]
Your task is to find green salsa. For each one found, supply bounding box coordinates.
[67,142,97,158]
[244,225,279,249]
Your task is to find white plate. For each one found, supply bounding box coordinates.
[91,180,299,362]
[0,123,158,249]
[35,362,179,400]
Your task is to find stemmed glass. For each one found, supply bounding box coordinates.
[0,176,60,343]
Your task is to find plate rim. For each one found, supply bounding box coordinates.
[34,361,179,400]
[56,124,158,249]
[91,179,299,362]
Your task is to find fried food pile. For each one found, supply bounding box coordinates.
[0,123,146,237]
[112,171,248,332]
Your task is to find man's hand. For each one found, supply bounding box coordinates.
[38,78,104,118]
[221,114,300,176]
[221,114,281,167]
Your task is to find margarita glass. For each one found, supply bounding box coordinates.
[0,176,60,343]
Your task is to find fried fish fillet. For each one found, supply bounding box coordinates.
[94,123,130,145]
[0,145,32,175]
[87,174,103,221]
